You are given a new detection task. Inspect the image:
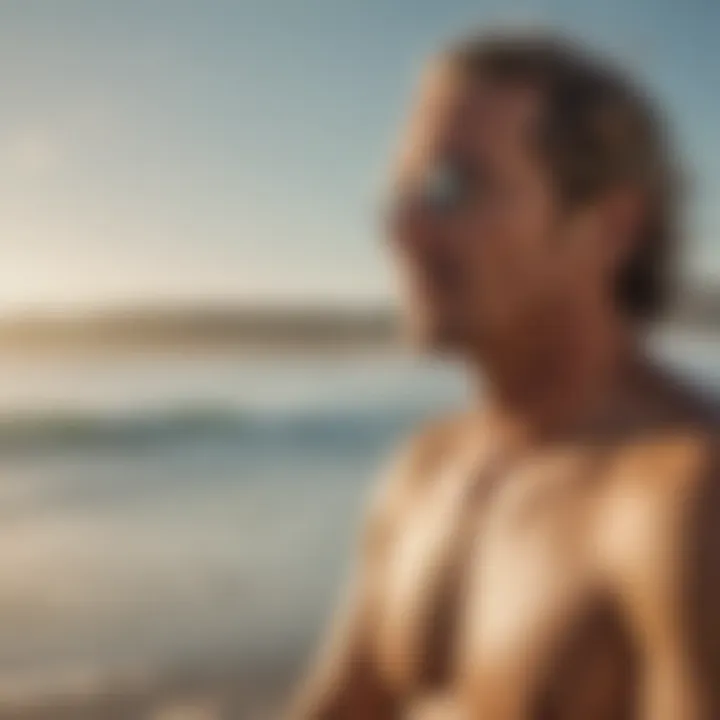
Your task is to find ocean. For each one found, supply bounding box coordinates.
[0,329,716,716]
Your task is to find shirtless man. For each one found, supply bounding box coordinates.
[290,33,719,719]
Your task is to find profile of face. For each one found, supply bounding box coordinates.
[386,64,636,355]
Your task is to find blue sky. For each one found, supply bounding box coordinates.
[0,0,717,313]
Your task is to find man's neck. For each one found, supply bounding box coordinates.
[473,306,640,448]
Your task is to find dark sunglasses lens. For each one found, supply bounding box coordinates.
[384,161,468,228]
[422,163,466,213]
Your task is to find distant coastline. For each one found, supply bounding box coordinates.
[0,305,399,354]
[0,288,717,354]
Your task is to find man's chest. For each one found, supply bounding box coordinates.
[374,452,637,717]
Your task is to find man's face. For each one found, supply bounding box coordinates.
[387,67,603,354]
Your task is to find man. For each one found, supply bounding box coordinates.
[290,32,719,719]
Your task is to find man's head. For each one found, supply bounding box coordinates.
[387,32,679,355]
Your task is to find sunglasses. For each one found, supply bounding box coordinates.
[385,157,483,226]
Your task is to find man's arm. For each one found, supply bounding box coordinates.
[286,511,395,719]
[287,433,432,719]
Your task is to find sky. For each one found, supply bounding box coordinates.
[0,0,718,315]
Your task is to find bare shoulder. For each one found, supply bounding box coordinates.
[594,388,719,607]
[593,367,720,575]
[609,362,719,497]
[392,412,474,480]
[378,413,467,498]
[613,425,716,501]
[369,413,471,515]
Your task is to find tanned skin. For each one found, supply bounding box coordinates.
[289,54,719,720]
